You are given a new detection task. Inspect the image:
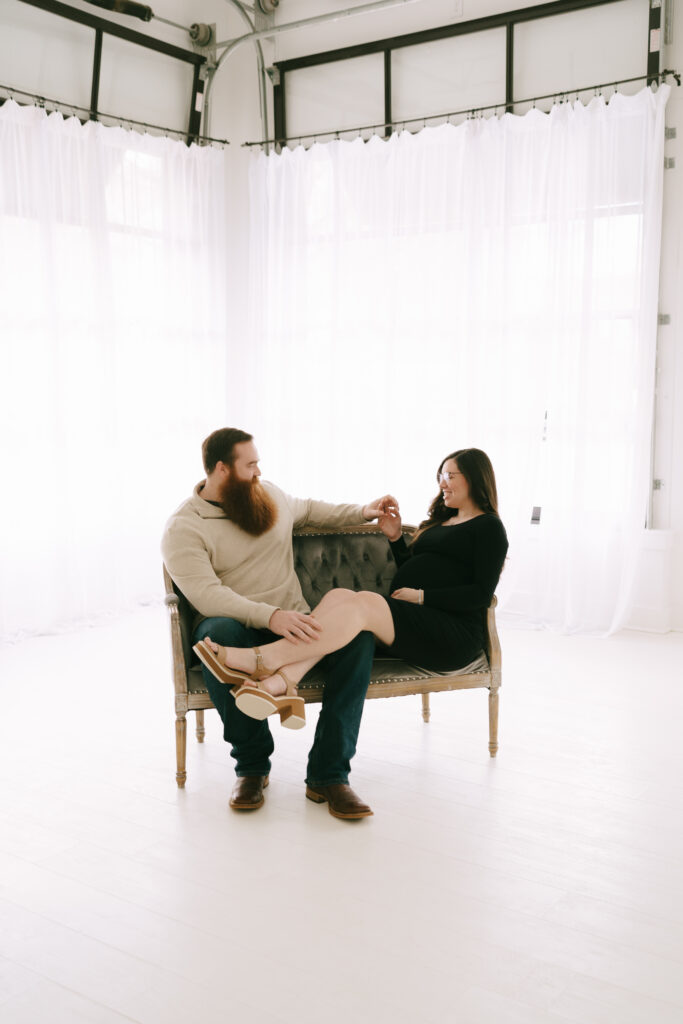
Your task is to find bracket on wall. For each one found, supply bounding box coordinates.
[190,23,214,47]
[255,0,278,36]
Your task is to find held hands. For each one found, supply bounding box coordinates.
[363,494,402,542]
[391,587,422,604]
[269,609,322,644]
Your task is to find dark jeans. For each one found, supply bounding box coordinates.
[192,617,375,786]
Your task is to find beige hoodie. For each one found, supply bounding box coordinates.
[161,481,366,629]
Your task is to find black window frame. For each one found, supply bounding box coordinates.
[272,0,650,145]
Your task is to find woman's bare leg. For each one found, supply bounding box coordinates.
[205,589,395,694]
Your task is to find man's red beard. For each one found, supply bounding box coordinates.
[219,476,278,537]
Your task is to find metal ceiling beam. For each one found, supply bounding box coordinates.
[214,0,423,63]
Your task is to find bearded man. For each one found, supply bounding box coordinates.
[162,427,394,820]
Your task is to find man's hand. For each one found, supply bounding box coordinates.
[391,587,421,603]
[269,609,322,643]
[362,494,400,521]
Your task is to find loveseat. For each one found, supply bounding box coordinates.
[164,523,502,787]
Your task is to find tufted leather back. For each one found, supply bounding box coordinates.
[293,526,398,607]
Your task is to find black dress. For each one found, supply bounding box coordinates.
[384,514,508,671]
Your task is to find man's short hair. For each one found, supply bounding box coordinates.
[202,428,253,475]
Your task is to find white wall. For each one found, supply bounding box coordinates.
[1,0,681,629]
[656,7,683,631]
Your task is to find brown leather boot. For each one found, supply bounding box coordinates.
[306,783,373,820]
[230,775,269,810]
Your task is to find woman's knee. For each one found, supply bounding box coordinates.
[356,591,394,642]
[356,591,387,614]
[317,588,356,609]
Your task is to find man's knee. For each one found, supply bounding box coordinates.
[320,631,374,708]
[193,616,248,646]
[328,628,375,666]
[347,628,375,657]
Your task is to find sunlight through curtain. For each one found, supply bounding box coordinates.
[248,86,669,633]
[0,102,230,639]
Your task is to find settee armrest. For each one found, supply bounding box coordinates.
[485,595,501,686]
[163,567,190,698]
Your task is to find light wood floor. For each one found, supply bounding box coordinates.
[1,608,682,1024]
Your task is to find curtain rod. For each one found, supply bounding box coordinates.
[244,69,680,149]
[0,86,229,147]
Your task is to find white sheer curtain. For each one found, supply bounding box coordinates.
[0,102,230,639]
[248,86,669,633]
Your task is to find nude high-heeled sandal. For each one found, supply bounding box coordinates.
[234,669,306,731]
[192,640,269,687]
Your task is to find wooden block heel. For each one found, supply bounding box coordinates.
[276,668,305,730]
[279,697,306,730]
[234,668,306,729]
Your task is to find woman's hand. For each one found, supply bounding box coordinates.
[379,510,402,542]
[368,495,402,542]
[391,587,421,603]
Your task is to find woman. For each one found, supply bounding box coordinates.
[194,448,508,729]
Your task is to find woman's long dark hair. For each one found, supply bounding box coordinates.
[416,448,499,534]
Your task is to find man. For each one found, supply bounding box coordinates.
[162,427,394,820]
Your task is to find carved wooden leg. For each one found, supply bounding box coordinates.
[175,713,187,787]
[421,692,431,723]
[195,709,205,743]
[488,687,499,757]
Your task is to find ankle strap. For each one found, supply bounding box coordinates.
[252,647,270,679]
[276,668,295,695]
